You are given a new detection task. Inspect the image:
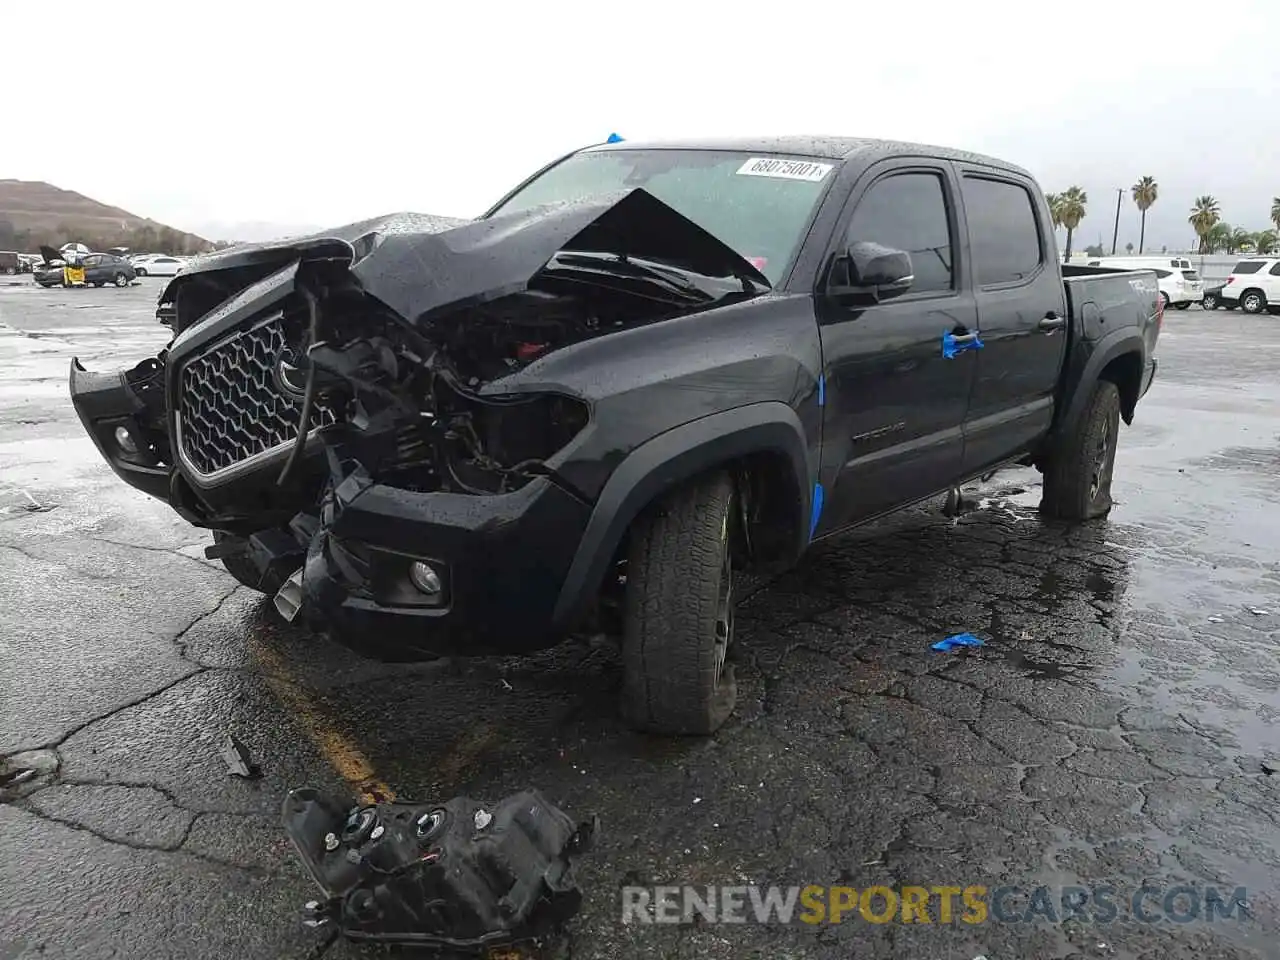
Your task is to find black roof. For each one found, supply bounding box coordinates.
[582,135,1031,179]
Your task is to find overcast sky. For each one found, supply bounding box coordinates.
[8,0,1278,249]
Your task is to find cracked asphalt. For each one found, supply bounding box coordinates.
[2,278,1279,960]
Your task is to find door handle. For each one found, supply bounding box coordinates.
[1039,313,1066,332]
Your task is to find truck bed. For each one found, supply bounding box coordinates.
[1061,263,1161,344]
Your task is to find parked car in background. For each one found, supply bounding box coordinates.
[1220,258,1280,314]
[18,254,40,273]
[0,251,22,275]
[80,253,137,287]
[1086,256,1203,309]
[133,255,185,277]
[1201,282,1232,310]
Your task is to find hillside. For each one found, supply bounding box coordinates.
[0,179,210,254]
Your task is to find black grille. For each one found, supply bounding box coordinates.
[177,314,334,478]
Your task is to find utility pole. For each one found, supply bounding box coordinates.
[1111,188,1123,255]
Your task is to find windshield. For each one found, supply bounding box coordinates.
[488,149,836,286]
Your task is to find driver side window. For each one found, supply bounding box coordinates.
[845,171,954,294]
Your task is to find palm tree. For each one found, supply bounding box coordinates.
[1188,196,1222,254]
[1231,227,1256,254]
[1057,187,1087,262]
[1045,193,1063,229]
[1271,197,1280,233]
[1257,230,1279,255]
[1204,221,1232,254]
[1131,176,1158,254]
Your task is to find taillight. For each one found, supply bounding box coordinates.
[1225,277,1235,285]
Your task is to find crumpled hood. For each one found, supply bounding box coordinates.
[39,245,64,264]
[171,189,770,324]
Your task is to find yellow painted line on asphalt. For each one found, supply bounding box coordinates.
[248,635,395,804]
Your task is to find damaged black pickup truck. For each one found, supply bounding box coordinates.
[70,136,1160,735]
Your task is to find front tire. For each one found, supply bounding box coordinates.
[114,272,129,287]
[1202,293,1219,310]
[620,470,738,735]
[1040,380,1121,522]
[135,267,147,277]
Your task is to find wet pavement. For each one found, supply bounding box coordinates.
[2,278,1279,960]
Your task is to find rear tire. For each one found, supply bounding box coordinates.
[1241,289,1267,314]
[3,266,14,276]
[135,267,147,277]
[114,272,129,287]
[1040,380,1121,522]
[620,470,738,735]
[213,530,288,594]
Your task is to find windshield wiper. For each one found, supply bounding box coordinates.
[546,252,715,303]
[547,251,769,304]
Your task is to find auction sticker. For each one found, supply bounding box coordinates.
[736,157,834,182]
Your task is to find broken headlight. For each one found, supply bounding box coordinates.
[282,786,597,950]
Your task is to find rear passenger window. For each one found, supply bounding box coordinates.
[1155,269,1172,278]
[961,177,1043,285]
[1270,263,1280,276]
[845,171,954,294]
[1233,261,1264,274]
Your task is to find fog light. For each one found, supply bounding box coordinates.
[408,561,443,601]
[114,425,137,454]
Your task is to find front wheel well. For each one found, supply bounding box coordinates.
[604,448,808,593]
[1098,351,1143,425]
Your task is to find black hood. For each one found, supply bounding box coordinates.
[39,245,64,264]
[171,189,771,324]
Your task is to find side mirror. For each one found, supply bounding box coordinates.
[827,242,914,301]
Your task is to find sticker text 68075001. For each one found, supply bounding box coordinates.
[736,157,834,183]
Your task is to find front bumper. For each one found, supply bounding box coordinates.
[69,358,172,502]
[297,471,594,660]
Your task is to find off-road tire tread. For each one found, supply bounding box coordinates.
[620,470,737,735]
[1041,380,1121,522]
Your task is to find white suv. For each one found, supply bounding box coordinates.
[1221,258,1280,314]
[1086,256,1204,309]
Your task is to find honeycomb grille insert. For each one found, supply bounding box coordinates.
[177,314,334,478]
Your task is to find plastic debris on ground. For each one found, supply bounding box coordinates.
[932,632,986,652]
[282,785,597,950]
[220,733,263,779]
[1248,607,1271,616]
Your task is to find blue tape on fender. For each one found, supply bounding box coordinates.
[606,132,625,143]
[817,374,825,407]
[809,483,824,540]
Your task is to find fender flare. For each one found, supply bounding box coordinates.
[1053,328,1146,438]
[551,402,813,627]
